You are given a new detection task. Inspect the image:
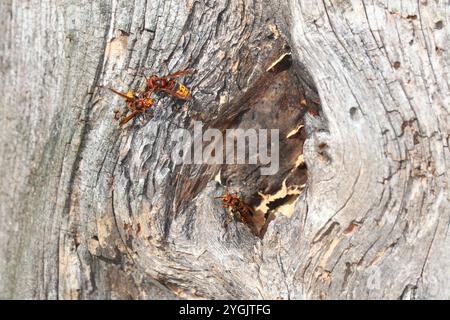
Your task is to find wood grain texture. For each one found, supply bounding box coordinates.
[0,0,449,299]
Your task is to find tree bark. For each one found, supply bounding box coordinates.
[0,0,449,299]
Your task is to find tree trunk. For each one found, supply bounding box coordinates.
[0,0,449,299]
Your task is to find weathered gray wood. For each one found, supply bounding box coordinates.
[0,0,449,299]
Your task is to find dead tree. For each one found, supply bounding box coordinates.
[0,0,449,299]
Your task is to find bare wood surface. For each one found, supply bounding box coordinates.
[0,0,449,299]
